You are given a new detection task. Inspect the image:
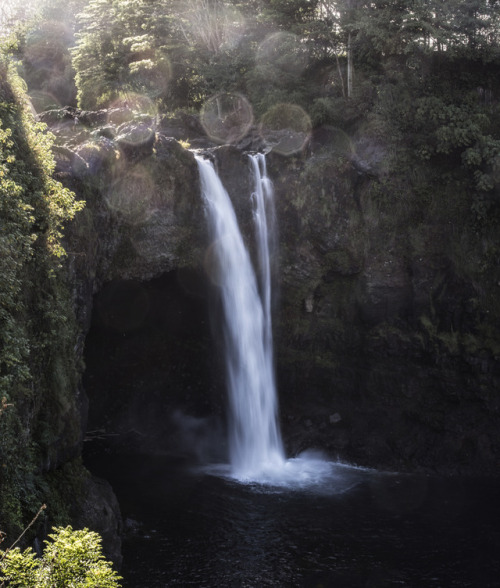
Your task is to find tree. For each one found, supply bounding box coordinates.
[178,0,244,56]
[313,0,364,98]
[72,0,179,109]
[1,0,88,110]
[262,0,318,30]
[0,0,39,37]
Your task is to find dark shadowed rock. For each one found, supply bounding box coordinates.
[158,111,206,140]
[115,119,156,161]
[74,475,123,567]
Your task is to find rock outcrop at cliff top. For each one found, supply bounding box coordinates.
[43,107,207,290]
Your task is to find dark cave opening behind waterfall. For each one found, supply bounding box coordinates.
[82,268,228,462]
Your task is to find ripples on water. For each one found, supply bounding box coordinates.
[86,451,500,587]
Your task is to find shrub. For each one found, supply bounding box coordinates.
[0,525,122,588]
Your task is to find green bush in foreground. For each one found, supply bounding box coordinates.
[0,525,122,587]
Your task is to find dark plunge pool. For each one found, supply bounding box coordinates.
[84,447,500,587]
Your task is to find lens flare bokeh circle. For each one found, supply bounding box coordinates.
[260,103,312,155]
[201,93,254,144]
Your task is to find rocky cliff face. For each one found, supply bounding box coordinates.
[211,131,500,475]
[266,142,500,475]
[39,107,210,562]
[47,106,500,479]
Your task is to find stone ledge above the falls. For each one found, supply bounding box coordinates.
[55,123,207,289]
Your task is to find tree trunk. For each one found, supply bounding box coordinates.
[347,31,353,98]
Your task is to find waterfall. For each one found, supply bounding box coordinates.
[196,153,356,489]
[196,154,285,479]
[249,153,275,362]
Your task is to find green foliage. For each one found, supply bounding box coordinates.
[0,526,122,587]
[1,0,87,110]
[261,102,310,133]
[21,20,78,108]
[72,0,181,109]
[309,97,342,127]
[262,0,318,29]
[0,57,84,535]
[1,0,499,124]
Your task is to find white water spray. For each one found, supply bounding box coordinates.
[196,155,285,479]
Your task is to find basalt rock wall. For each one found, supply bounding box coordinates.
[53,109,222,455]
[266,146,500,475]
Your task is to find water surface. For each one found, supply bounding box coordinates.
[86,451,500,587]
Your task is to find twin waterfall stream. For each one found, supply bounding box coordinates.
[196,153,342,487]
[196,154,285,480]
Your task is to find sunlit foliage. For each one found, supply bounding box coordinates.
[0,56,84,535]
[0,526,122,587]
[72,0,185,109]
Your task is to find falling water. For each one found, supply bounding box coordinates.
[196,154,352,488]
[249,153,275,361]
[196,155,285,479]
